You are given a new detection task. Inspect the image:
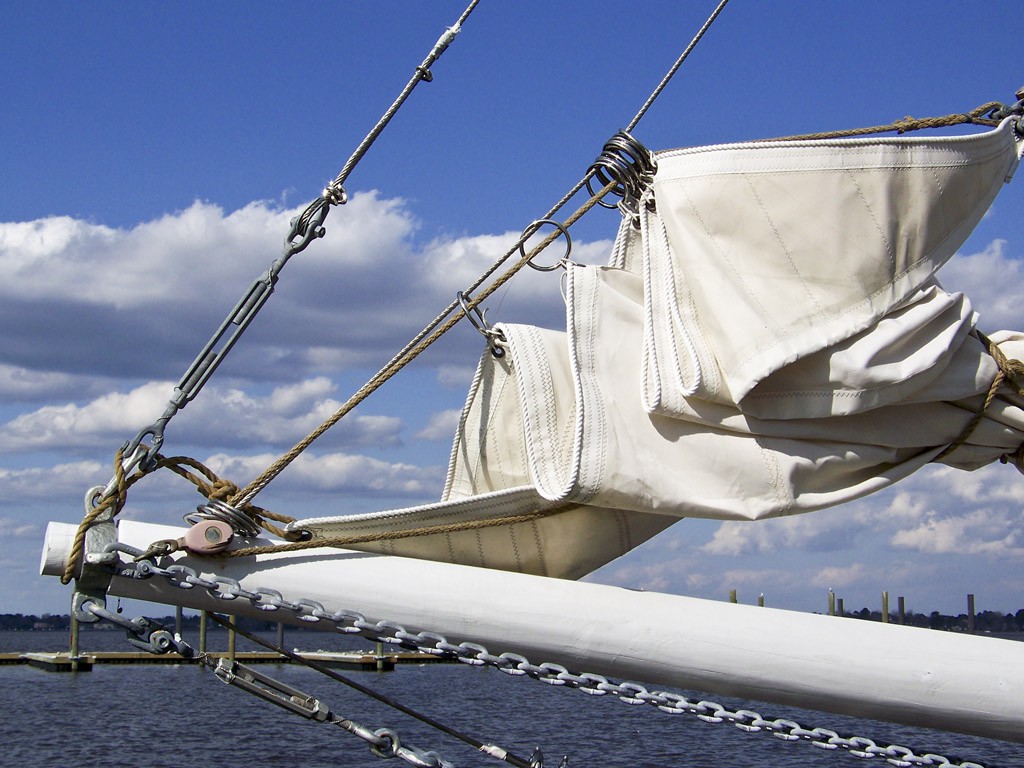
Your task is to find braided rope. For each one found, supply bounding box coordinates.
[936,332,1024,463]
[763,102,1003,143]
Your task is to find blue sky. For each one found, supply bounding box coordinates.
[2,1,1024,617]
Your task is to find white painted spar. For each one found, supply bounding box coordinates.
[44,519,1024,743]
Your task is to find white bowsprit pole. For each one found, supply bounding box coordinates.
[43,518,1024,744]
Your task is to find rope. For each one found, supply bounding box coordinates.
[229,1,739,508]
[935,332,1024,464]
[762,102,1004,143]
[61,453,301,583]
[220,505,569,558]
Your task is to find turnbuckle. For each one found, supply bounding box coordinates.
[215,660,331,721]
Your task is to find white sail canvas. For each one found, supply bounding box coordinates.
[293,118,1024,578]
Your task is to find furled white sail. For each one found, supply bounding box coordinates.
[292,118,1024,579]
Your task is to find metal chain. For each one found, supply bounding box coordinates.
[113,560,993,768]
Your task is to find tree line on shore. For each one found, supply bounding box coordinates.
[0,613,283,632]
[3,608,1024,634]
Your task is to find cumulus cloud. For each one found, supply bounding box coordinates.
[0,461,104,501]
[0,193,577,384]
[414,409,461,441]
[940,239,1024,331]
[204,451,443,499]
[890,507,1024,555]
[0,378,404,454]
[811,563,868,590]
[0,517,40,537]
[0,364,115,403]
[701,509,856,557]
[0,382,172,453]
[436,365,476,389]
[696,458,1024,562]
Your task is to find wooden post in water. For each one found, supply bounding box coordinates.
[967,594,976,634]
[881,591,889,624]
[69,612,80,672]
[729,589,737,604]
[898,596,906,625]
[228,614,237,662]
[376,640,385,671]
[199,610,208,654]
[276,621,285,650]
[175,605,183,637]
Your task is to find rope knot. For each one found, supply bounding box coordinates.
[1001,359,1024,395]
[207,478,241,502]
[894,116,917,134]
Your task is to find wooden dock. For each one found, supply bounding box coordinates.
[1,650,450,672]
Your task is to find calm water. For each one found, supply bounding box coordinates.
[2,630,1021,768]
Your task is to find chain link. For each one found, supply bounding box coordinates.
[118,560,992,768]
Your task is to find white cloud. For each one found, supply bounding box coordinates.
[811,563,868,591]
[0,382,171,453]
[0,193,575,384]
[414,409,462,441]
[0,378,405,454]
[697,460,1024,562]
[0,364,114,403]
[204,451,442,498]
[0,461,104,501]
[890,507,1024,555]
[436,364,476,388]
[701,509,855,556]
[0,517,40,538]
[940,239,1024,331]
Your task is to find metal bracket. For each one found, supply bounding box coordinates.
[71,504,118,622]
